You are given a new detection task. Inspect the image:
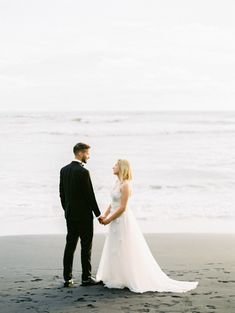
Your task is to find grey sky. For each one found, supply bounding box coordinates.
[0,0,235,111]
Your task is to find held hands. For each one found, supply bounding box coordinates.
[98,216,111,225]
[101,218,111,225]
[98,216,105,224]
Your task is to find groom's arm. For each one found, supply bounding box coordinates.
[59,169,65,210]
[80,169,101,218]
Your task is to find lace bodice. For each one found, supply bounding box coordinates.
[110,181,122,212]
[110,180,132,212]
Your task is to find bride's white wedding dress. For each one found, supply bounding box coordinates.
[96,181,199,293]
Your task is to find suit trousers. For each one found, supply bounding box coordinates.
[63,219,93,281]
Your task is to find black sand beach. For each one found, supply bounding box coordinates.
[0,234,234,312]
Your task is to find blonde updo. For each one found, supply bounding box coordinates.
[117,159,133,181]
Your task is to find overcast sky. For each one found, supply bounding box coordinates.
[0,0,235,111]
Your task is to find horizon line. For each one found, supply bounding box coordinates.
[1,109,235,113]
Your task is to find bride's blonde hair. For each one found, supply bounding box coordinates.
[117,159,133,181]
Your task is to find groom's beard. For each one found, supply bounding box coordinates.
[82,157,88,163]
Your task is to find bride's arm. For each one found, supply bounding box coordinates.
[103,182,130,225]
[103,204,111,218]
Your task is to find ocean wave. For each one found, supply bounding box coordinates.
[173,130,235,135]
[150,184,206,190]
[80,118,124,124]
[72,117,82,122]
[31,129,235,137]
[106,119,123,123]
[185,120,235,125]
[35,131,65,136]
[150,185,162,189]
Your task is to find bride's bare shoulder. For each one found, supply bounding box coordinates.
[120,180,130,187]
[120,180,132,194]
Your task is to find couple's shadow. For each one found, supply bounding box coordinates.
[34,281,150,312]
[9,275,189,313]
[9,282,134,312]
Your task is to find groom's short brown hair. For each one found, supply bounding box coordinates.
[73,142,90,155]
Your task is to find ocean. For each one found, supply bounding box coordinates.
[0,110,235,236]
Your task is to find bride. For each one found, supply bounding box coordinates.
[96,159,199,293]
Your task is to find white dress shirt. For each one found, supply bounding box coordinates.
[73,159,84,166]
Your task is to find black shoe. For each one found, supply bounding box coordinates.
[64,279,74,287]
[80,277,101,286]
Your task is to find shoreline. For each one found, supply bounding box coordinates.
[1,215,235,237]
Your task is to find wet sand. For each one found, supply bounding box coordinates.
[0,233,234,312]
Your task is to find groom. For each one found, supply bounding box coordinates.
[59,142,103,287]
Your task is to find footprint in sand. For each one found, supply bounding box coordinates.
[63,295,73,299]
[207,277,217,279]
[172,300,180,304]
[87,304,96,308]
[15,297,33,303]
[161,303,172,307]
[76,297,86,301]
[210,296,223,299]
[171,295,182,298]
[45,295,58,298]
[31,278,43,282]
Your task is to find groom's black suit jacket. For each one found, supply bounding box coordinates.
[59,161,101,222]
